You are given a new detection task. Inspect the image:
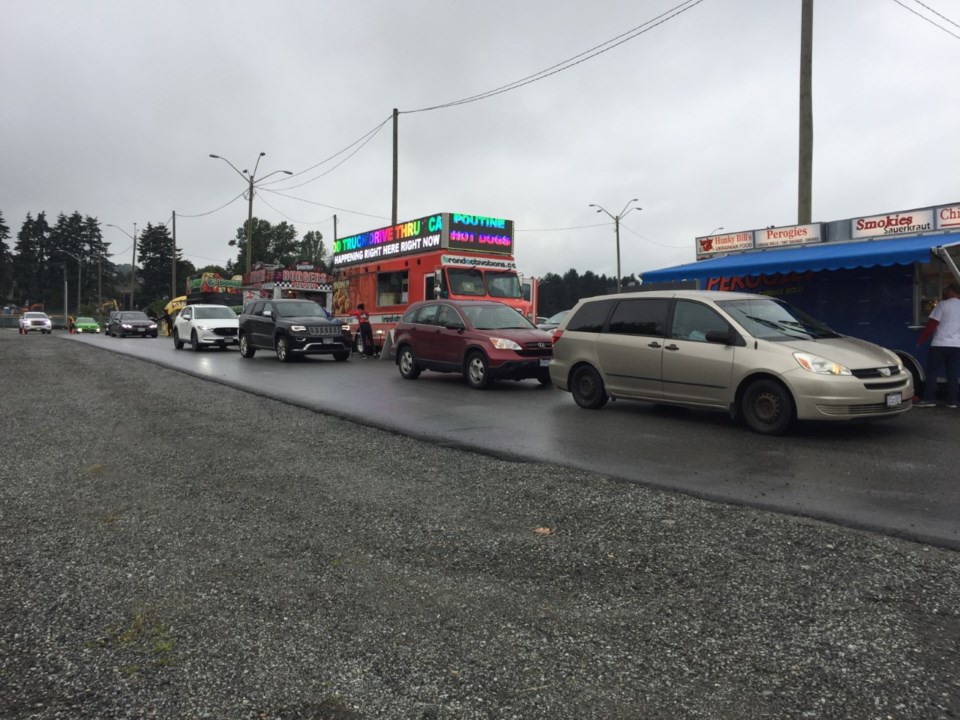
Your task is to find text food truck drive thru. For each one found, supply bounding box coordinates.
[641,201,960,394]
[331,212,536,353]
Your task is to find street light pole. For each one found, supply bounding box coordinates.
[589,199,642,294]
[59,250,82,316]
[209,152,293,274]
[106,223,138,310]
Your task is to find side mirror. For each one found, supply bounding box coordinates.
[705,328,745,346]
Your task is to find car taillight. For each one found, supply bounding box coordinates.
[551,329,563,345]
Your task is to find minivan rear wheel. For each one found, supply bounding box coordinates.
[571,365,608,409]
[741,379,794,435]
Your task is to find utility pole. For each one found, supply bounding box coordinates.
[798,0,814,224]
[172,210,177,298]
[589,199,641,294]
[392,108,399,226]
[131,222,138,310]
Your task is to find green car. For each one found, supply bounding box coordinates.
[74,316,102,334]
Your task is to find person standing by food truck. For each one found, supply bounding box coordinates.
[350,303,375,357]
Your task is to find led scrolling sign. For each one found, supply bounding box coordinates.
[332,213,514,267]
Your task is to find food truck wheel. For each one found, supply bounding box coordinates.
[741,379,794,435]
[398,346,421,379]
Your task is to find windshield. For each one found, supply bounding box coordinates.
[718,297,841,341]
[447,268,486,296]
[24,312,46,319]
[76,316,95,323]
[121,312,150,321]
[194,306,237,320]
[275,301,329,318]
[485,271,522,299]
[462,303,534,330]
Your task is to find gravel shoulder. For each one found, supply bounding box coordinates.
[1,332,959,719]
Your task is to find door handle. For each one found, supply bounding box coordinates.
[664,344,680,351]
[648,341,661,348]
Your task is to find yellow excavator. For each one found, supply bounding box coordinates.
[159,296,187,337]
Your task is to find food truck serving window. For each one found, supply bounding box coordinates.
[377,271,408,306]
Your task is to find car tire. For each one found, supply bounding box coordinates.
[397,346,421,379]
[173,329,184,350]
[191,330,201,352]
[275,335,293,363]
[333,349,351,362]
[571,365,608,409]
[239,333,256,358]
[741,379,794,435]
[465,351,492,390]
[537,368,553,387]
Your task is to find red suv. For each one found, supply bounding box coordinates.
[393,300,554,389]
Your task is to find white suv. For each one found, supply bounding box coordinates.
[172,304,239,351]
[19,311,53,334]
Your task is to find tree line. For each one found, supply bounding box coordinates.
[0,206,629,319]
[0,209,329,317]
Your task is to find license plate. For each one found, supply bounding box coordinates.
[886,392,902,408]
[137,328,145,333]
[322,338,331,344]
[539,358,551,367]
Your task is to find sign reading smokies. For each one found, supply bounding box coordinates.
[851,209,934,239]
[332,213,514,267]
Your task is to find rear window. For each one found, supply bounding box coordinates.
[566,299,616,333]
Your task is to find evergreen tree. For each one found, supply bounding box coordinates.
[0,211,11,302]
[12,213,52,307]
[137,223,178,303]
[228,218,300,270]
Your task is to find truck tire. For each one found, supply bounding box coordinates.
[239,333,256,359]
[741,379,794,435]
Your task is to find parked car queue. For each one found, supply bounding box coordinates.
[63,291,920,435]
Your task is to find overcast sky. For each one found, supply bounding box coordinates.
[2,0,958,281]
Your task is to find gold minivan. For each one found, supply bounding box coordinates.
[549,290,913,434]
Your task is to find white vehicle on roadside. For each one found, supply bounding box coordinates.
[19,311,53,334]
[172,304,239,351]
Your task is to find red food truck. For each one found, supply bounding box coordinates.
[331,212,536,354]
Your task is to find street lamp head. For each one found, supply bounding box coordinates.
[209,154,220,159]
[259,152,266,157]
[283,170,293,175]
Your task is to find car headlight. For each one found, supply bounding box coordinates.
[290,325,307,332]
[341,324,351,332]
[196,324,211,331]
[489,337,522,351]
[121,323,132,329]
[149,323,157,329]
[793,352,852,375]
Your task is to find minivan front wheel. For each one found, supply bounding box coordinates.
[571,365,608,409]
[741,379,794,435]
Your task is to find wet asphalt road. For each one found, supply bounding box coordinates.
[62,330,960,550]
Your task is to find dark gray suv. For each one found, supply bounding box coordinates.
[238,299,351,362]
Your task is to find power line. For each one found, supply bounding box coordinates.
[402,0,707,114]
[264,114,393,191]
[909,0,960,29]
[257,194,333,226]
[176,190,247,218]
[892,0,960,39]
[516,223,611,232]
[260,189,389,221]
[619,221,689,249]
